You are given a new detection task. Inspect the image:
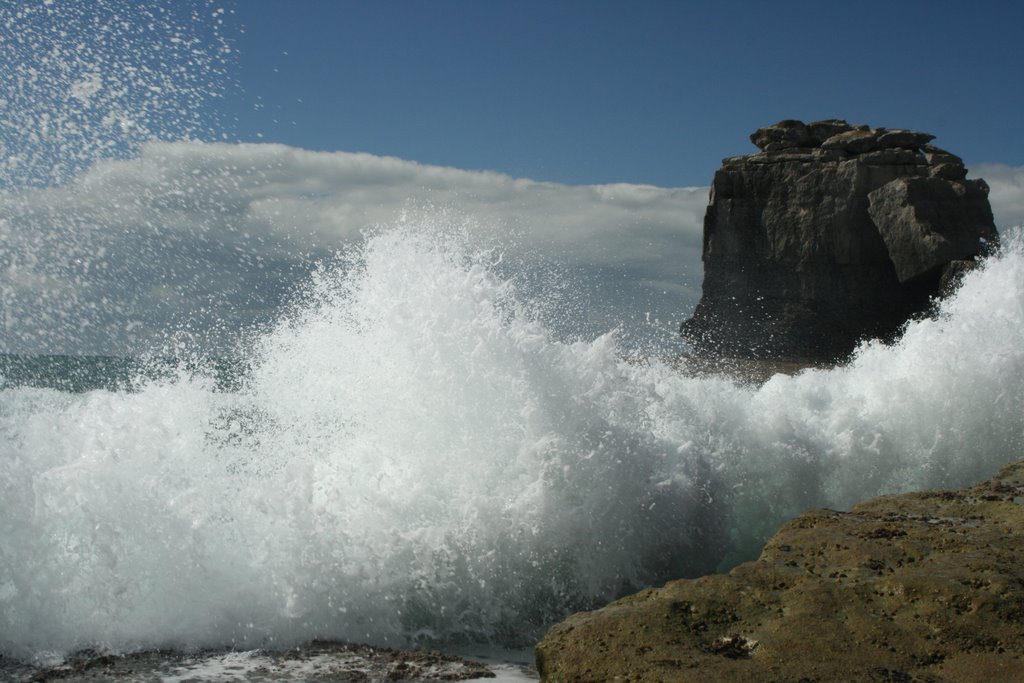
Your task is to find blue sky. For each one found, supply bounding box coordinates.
[2,0,1023,354]
[223,0,1024,186]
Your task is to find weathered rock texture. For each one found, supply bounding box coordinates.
[681,119,998,361]
[536,460,1024,682]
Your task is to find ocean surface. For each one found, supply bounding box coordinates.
[2,227,1023,666]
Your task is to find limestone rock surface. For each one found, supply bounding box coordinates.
[868,176,997,283]
[682,120,998,361]
[536,460,1024,683]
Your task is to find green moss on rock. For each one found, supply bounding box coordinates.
[536,461,1024,682]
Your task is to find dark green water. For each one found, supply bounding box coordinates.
[0,353,248,393]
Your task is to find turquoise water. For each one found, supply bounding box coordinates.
[1,354,152,393]
[0,354,246,394]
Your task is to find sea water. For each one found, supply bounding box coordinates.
[5,0,1020,673]
[1,226,1022,662]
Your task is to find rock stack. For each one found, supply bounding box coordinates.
[681,119,998,361]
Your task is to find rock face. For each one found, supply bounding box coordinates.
[681,119,998,361]
[535,460,1024,682]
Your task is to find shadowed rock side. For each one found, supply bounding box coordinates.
[681,119,998,361]
[536,460,1024,683]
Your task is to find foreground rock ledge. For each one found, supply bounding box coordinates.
[8,642,498,682]
[536,460,1024,682]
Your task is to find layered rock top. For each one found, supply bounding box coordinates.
[681,119,998,361]
[537,460,1024,682]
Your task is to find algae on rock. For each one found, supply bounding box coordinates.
[536,460,1024,682]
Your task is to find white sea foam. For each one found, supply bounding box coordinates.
[1,227,1022,660]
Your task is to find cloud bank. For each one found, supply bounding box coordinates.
[3,143,1020,357]
[974,163,1024,230]
[1,142,708,355]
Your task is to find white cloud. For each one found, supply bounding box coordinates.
[1,142,708,355]
[10,145,1013,357]
[971,163,1024,230]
